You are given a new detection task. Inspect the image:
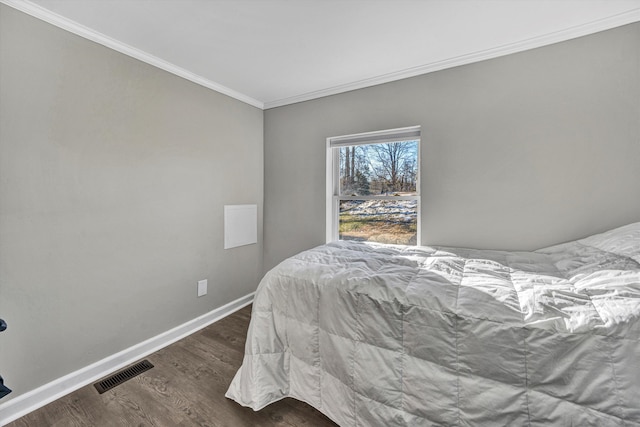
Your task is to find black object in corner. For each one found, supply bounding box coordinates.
[0,319,11,398]
[0,375,11,399]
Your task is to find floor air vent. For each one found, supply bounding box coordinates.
[94,360,154,394]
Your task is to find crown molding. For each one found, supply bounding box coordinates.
[264,8,640,109]
[0,0,265,109]
[3,0,639,111]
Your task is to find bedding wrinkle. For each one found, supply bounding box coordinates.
[227,223,640,426]
[602,334,626,425]
[352,288,359,427]
[522,326,532,427]
[317,273,322,415]
[508,266,534,427]
[400,298,406,424]
[454,258,466,427]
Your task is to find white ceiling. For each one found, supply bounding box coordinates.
[6,0,640,109]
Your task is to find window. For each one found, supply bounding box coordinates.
[326,126,421,245]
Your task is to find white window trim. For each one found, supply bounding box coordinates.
[326,126,421,245]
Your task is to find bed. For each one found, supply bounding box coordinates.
[226,222,640,426]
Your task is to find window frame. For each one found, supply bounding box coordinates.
[326,126,421,245]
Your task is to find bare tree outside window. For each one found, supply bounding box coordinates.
[337,140,419,245]
[370,141,417,194]
[339,141,418,196]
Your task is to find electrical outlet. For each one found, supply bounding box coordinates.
[197,279,207,297]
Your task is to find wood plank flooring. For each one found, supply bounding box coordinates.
[8,305,337,427]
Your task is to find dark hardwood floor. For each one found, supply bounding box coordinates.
[8,305,337,427]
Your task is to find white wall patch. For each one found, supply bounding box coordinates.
[224,205,257,249]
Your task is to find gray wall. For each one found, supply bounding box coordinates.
[264,22,640,271]
[2,0,640,408]
[0,5,263,400]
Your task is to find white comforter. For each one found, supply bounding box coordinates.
[226,223,640,426]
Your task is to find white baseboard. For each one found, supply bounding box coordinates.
[0,292,255,426]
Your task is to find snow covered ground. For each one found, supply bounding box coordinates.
[339,199,417,223]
